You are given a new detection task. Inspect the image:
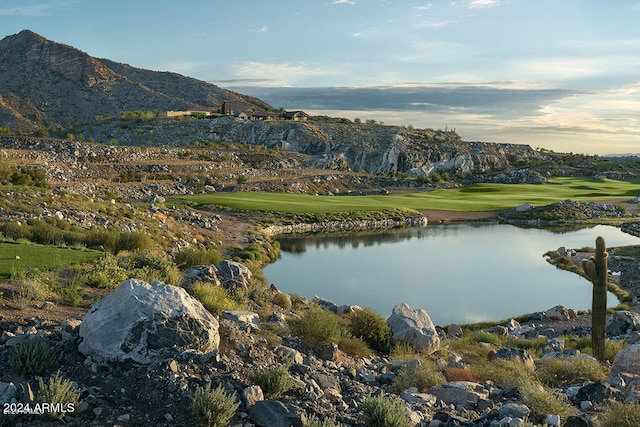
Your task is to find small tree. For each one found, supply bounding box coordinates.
[581,236,608,361]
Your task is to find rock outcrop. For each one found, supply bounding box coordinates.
[78,279,219,365]
[387,303,440,354]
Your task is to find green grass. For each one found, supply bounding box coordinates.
[0,242,101,278]
[166,177,640,214]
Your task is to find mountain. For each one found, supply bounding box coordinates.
[0,30,271,129]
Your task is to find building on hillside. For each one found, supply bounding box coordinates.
[282,110,309,121]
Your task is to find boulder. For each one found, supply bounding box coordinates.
[387,303,440,354]
[492,348,535,368]
[607,311,640,336]
[181,265,221,292]
[216,260,252,289]
[78,279,219,366]
[427,382,488,409]
[612,343,640,375]
[222,310,261,329]
[546,305,571,321]
[247,400,304,427]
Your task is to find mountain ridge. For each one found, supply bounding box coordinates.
[0,30,271,129]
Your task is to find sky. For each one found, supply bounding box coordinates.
[1,0,640,155]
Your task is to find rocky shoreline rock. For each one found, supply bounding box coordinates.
[261,215,428,236]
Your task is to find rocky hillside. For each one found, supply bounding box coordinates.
[70,116,546,178]
[0,30,271,130]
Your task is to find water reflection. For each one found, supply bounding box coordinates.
[265,224,640,326]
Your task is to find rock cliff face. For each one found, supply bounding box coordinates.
[207,117,544,177]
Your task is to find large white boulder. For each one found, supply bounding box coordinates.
[387,303,440,354]
[79,279,219,365]
[611,342,640,375]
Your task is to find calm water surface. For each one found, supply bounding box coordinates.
[264,224,640,325]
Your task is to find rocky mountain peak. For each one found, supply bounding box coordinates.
[0,30,272,129]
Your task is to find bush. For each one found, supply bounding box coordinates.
[192,283,242,315]
[347,308,393,353]
[114,232,154,253]
[535,355,607,387]
[174,246,222,269]
[191,383,240,427]
[11,268,48,307]
[37,373,81,420]
[304,414,342,427]
[339,336,372,358]
[391,361,444,393]
[520,379,577,423]
[250,363,293,398]
[86,253,128,289]
[362,395,411,427]
[272,291,292,311]
[9,337,57,375]
[117,250,180,285]
[601,401,640,427]
[289,305,341,346]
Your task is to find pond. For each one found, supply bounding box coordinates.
[263,224,640,325]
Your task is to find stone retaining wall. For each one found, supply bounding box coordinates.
[261,215,428,236]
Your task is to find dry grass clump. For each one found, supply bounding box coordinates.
[600,401,640,427]
[339,336,373,358]
[519,379,577,423]
[535,355,608,387]
[391,360,445,393]
[191,282,242,315]
[443,366,480,382]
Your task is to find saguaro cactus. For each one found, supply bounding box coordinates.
[581,236,608,361]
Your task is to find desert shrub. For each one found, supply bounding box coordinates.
[347,307,393,353]
[339,336,372,358]
[9,337,57,375]
[443,367,480,382]
[535,355,607,387]
[11,268,48,307]
[37,373,81,420]
[191,383,240,427]
[114,232,154,253]
[86,253,128,289]
[249,363,293,398]
[391,361,444,393]
[304,414,342,427]
[272,291,292,311]
[29,223,64,245]
[391,342,418,360]
[565,336,626,362]
[601,401,640,427]
[474,358,534,388]
[362,395,411,427]
[289,305,341,346]
[520,379,577,422]
[174,246,222,269]
[0,221,32,240]
[192,283,242,315]
[85,228,118,251]
[117,250,180,285]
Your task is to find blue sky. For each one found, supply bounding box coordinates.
[2,0,640,154]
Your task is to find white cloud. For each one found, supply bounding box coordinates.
[257,26,269,33]
[332,0,356,4]
[414,3,432,10]
[352,32,362,37]
[0,3,55,16]
[464,0,502,9]
[233,62,340,86]
[155,60,209,75]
